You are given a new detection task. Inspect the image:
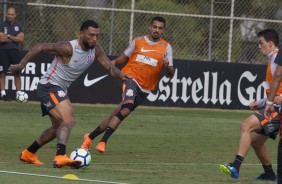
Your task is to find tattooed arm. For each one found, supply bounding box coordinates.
[8,42,72,73]
[95,44,131,80]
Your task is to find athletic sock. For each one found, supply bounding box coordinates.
[263,164,275,175]
[100,126,115,143]
[233,155,244,172]
[1,90,6,97]
[89,126,105,140]
[27,141,42,154]
[56,143,66,155]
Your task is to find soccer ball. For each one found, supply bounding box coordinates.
[70,148,91,168]
[17,91,28,103]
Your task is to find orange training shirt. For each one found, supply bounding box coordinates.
[121,36,169,91]
[265,49,282,96]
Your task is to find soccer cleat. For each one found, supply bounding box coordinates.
[252,173,277,181]
[220,163,239,179]
[95,142,106,154]
[53,154,81,168]
[2,95,11,102]
[80,133,92,150]
[19,149,43,165]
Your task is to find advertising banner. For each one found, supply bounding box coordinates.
[5,52,267,109]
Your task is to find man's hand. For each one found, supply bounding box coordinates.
[120,74,132,81]
[274,95,282,104]
[264,104,276,120]
[249,101,257,110]
[163,57,169,68]
[8,63,24,74]
[162,56,174,78]
[264,96,282,119]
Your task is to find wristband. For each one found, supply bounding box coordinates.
[266,100,274,105]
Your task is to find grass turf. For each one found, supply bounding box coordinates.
[0,101,278,184]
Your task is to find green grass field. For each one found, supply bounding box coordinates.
[0,101,278,184]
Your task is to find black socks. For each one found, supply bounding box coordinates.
[56,143,66,155]
[263,164,275,175]
[233,155,244,172]
[100,127,115,143]
[89,126,105,140]
[27,141,41,154]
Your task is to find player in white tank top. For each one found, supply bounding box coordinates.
[39,39,96,92]
[8,20,131,168]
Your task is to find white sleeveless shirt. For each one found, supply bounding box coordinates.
[39,39,96,92]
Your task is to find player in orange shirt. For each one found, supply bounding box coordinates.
[220,29,281,181]
[80,16,174,153]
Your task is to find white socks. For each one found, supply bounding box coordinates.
[1,90,23,98]
[1,90,6,97]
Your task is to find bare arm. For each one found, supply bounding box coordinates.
[7,32,24,43]
[95,44,131,80]
[112,38,134,66]
[0,32,8,42]
[165,65,175,78]
[0,32,24,43]
[112,53,129,66]
[163,44,174,78]
[168,66,175,78]
[9,41,72,73]
[163,57,175,78]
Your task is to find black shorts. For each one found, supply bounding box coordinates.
[254,109,280,140]
[122,79,149,110]
[37,83,69,116]
[0,49,23,73]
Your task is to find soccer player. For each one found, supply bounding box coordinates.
[80,16,174,153]
[265,43,282,184]
[220,29,281,181]
[8,20,130,168]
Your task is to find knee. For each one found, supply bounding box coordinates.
[115,103,134,121]
[110,109,119,118]
[121,107,131,117]
[68,116,75,127]
[240,120,251,133]
[62,114,75,127]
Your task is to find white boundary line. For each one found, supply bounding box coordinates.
[0,162,274,166]
[0,170,129,184]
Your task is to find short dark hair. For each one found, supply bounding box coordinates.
[257,29,279,46]
[80,20,99,31]
[150,16,166,27]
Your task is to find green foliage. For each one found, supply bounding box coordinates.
[0,101,277,183]
[4,0,281,63]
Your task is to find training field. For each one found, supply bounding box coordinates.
[0,101,278,184]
